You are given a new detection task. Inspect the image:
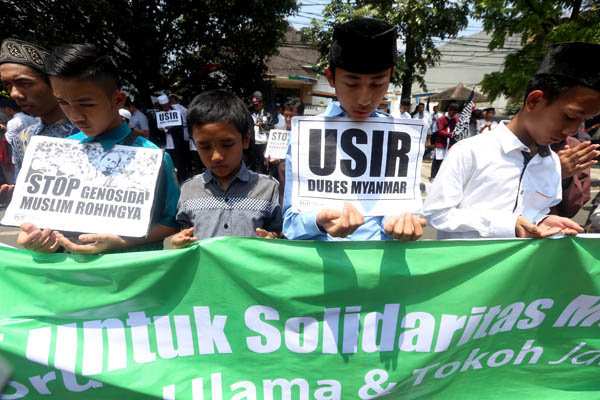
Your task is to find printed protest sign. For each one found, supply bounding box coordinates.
[290,116,427,215]
[156,110,182,129]
[265,129,289,159]
[0,236,599,399]
[1,136,163,237]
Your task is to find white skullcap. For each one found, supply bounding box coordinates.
[157,94,170,104]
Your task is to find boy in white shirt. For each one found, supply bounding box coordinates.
[424,42,600,239]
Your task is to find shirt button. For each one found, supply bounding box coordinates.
[224,223,228,229]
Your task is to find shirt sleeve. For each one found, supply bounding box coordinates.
[5,118,24,141]
[138,113,150,131]
[282,133,327,240]
[265,180,283,233]
[423,143,518,238]
[175,197,193,230]
[156,151,180,227]
[437,117,453,138]
[532,152,563,225]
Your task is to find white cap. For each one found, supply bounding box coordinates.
[157,94,170,105]
[119,108,132,120]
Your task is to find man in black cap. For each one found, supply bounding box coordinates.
[0,38,78,202]
[249,90,274,173]
[424,42,600,239]
[282,18,427,241]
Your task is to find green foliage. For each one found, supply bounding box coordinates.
[0,0,297,103]
[473,0,600,102]
[299,0,469,99]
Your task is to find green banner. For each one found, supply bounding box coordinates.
[0,237,599,399]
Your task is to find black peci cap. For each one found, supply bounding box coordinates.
[536,42,600,92]
[328,18,397,74]
[0,38,50,72]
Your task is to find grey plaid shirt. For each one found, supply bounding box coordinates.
[176,163,282,239]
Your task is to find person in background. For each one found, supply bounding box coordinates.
[249,90,274,173]
[478,107,498,133]
[171,89,281,247]
[157,93,187,182]
[268,98,305,206]
[126,97,150,138]
[273,102,286,129]
[430,103,459,180]
[469,109,483,137]
[396,98,412,119]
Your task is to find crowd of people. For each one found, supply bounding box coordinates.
[0,17,599,255]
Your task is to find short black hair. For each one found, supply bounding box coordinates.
[187,89,252,137]
[44,43,120,96]
[485,107,495,113]
[524,74,581,105]
[284,98,305,116]
[448,103,460,112]
[0,97,19,111]
[472,109,483,119]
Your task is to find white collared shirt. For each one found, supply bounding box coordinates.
[423,122,562,239]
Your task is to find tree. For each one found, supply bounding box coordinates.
[300,0,469,99]
[0,0,297,103]
[473,0,600,102]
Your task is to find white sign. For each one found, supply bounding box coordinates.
[156,110,182,129]
[265,129,290,160]
[290,116,427,216]
[1,136,163,237]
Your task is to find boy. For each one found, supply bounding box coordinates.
[16,43,180,253]
[282,18,426,241]
[170,89,281,248]
[423,42,600,239]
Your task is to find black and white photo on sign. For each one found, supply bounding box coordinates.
[290,117,427,216]
[265,129,290,160]
[1,136,163,237]
[156,110,182,129]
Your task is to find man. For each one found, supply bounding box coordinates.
[431,103,459,179]
[478,107,498,133]
[0,38,78,202]
[157,93,187,182]
[411,102,431,130]
[126,97,149,137]
[469,109,483,137]
[395,98,412,119]
[249,90,274,173]
[424,42,600,239]
[282,18,426,241]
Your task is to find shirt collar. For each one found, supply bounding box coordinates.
[324,101,384,118]
[202,161,250,184]
[77,121,132,151]
[495,121,550,157]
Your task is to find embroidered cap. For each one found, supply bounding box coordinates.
[328,18,397,74]
[536,42,600,92]
[0,38,50,72]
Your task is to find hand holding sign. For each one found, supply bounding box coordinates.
[58,232,128,255]
[316,202,365,238]
[384,213,427,242]
[17,223,61,252]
